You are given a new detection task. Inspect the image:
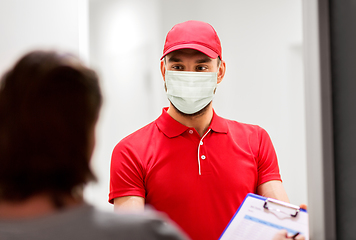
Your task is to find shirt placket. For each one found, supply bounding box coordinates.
[197,129,211,175]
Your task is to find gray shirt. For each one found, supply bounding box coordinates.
[0,203,188,240]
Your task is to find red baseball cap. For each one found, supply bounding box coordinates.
[160,20,222,60]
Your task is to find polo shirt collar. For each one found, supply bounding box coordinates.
[210,109,228,134]
[156,108,189,138]
[155,108,228,138]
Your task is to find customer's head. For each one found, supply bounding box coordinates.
[0,50,102,205]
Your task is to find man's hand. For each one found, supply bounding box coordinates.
[272,230,305,240]
[272,205,307,240]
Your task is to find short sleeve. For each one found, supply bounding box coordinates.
[255,127,282,186]
[109,141,146,204]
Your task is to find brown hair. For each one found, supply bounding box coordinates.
[0,51,102,205]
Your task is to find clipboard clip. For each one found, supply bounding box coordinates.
[263,198,300,218]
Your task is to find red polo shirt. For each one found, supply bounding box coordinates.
[109,108,281,240]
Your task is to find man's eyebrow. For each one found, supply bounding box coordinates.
[167,57,182,63]
[195,57,212,64]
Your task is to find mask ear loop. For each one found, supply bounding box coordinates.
[164,81,167,92]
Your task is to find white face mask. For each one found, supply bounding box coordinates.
[165,70,218,114]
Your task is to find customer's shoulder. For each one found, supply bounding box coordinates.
[89,207,188,240]
[91,206,162,225]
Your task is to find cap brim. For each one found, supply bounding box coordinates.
[160,43,219,60]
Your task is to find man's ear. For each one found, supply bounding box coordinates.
[160,60,166,81]
[217,60,226,84]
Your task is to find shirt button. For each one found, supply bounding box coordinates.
[200,141,203,145]
[189,130,194,134]
[201,155,206,160]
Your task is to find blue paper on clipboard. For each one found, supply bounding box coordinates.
[219,193,309,240]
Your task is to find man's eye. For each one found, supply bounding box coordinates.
[171,65,183,70]
[196,66,207,71]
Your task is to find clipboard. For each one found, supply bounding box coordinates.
[219,193,309,240]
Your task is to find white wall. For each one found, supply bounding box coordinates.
[0,0,88,75]
[85,0,163,211]
[87,0,307,211]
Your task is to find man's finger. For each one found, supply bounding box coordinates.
[299,204,307,210]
